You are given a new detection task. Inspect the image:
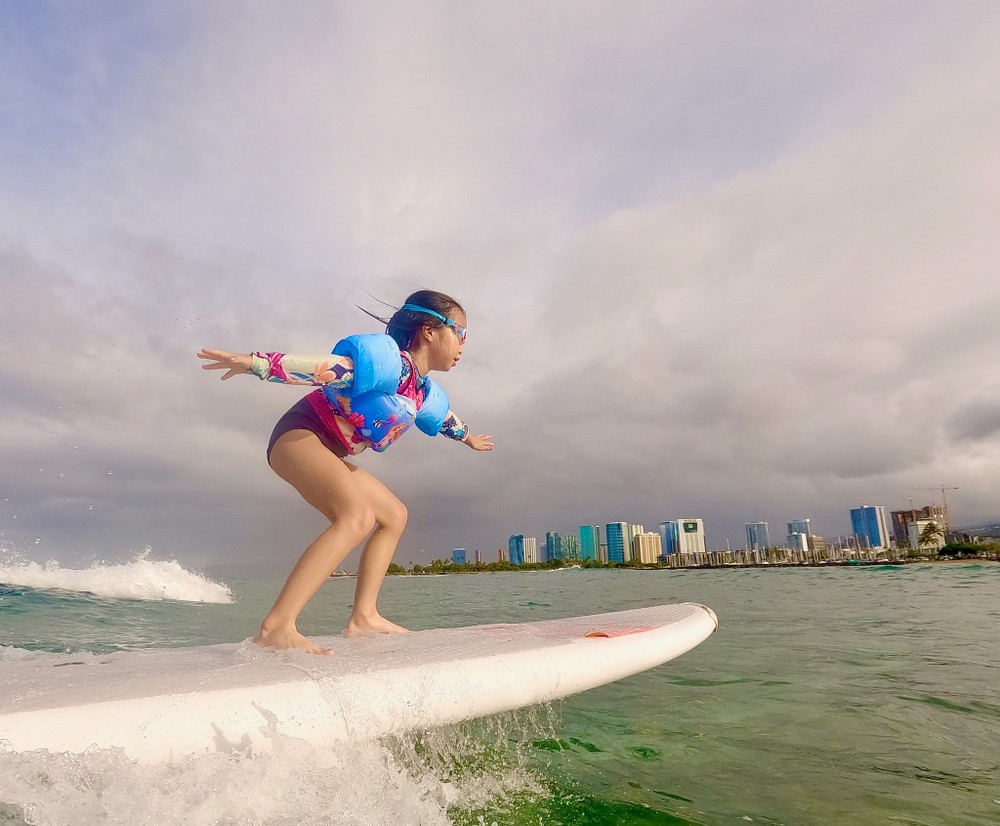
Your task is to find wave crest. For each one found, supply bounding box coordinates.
[0,551,233,604]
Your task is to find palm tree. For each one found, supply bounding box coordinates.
[918,522,945,552]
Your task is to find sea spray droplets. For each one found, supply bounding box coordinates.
[383,707,554,811]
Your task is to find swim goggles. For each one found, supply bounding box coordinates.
[400,304,467,344]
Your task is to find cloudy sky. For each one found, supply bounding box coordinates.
[2,1,999,573]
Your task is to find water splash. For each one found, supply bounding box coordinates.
[0,550,232,604]
[0,707,557,825]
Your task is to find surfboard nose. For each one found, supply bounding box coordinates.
[693,603,720,631]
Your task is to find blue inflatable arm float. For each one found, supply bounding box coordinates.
[415,379,449,435]
[331,334,401,395]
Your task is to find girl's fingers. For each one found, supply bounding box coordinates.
[197,348,232,362]
[198,349,245,377]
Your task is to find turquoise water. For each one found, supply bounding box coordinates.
[1,558,999,825]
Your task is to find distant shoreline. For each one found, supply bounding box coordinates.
[372,555,999,577]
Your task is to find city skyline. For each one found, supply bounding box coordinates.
[446,496,964,567]
[500,486,974,555]
[422,488,980,569]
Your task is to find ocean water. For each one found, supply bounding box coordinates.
[1,553,998,825]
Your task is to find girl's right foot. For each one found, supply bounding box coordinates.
[254,624,332,655]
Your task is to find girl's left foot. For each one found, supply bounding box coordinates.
[253,625,333,655]
[343,613,410,637]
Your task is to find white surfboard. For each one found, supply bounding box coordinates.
[0,603,717,764]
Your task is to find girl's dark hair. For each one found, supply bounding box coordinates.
[359,290,464,350]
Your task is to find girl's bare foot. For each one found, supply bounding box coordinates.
[254,623,333,655]
[342,613,410,637]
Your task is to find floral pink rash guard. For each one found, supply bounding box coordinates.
[249,351,469,455]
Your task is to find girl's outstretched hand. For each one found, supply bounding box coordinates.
[464,434,494,452]
[198,349,253,380]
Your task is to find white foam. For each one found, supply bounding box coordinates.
[0,710,548,825]
[0,645,65,663]
[0,550,232,604]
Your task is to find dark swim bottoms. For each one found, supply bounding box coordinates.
[266,396,350,464]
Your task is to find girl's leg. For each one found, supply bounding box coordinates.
[258,430,375,654]
[343,464,410,637]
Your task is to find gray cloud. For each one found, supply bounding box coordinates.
[2,2,1000,569]
[948,385,1000,443]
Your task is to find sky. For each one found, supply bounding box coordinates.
[2,1,999,573]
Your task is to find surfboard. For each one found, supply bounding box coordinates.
[0,603,717,764]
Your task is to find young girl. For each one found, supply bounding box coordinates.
[198,290,493,655]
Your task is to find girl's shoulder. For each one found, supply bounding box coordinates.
[398,350,416,385]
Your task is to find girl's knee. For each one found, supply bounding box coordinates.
[379,499,408,534]
[339,504,378,540]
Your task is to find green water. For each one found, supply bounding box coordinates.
[3,563,998,824]
[378,565,1000,825]
[433,565,999,825]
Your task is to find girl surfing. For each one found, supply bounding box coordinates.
[198,290,493,654]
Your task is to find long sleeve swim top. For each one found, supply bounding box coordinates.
[248,351,469,443]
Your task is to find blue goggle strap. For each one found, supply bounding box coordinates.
[400,304,451,325]
[399,304,466,339]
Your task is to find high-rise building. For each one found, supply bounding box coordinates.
[562,535,581,561]
[451,548,467,565]
[786,518,823,553]
[633,532,663,564]
[474,549,484,565]
[746,522,770,551]
[786,532,809,553]
[891,505,946,547]
[679,519,707,554]
[507,535,525,565]
[580,526,601,561]
[523,536,539,564]
[659,521,679,555]
[606,522,628,564]
[628,524,645,560]
[660,519,706,555]
[546,532,563,560]
[850,505,891,550]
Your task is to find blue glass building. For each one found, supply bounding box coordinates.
[850,505,890,550]
[546,531,563,560]
[659,521,680,555]
[606,522,627,564]
[579,525,600,561]
[746,522,770,551]
[507,534,525,566]
[451,548,467,565]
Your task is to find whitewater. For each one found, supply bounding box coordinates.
[0,550,232,603]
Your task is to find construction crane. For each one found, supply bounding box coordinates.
[907,486,959,530]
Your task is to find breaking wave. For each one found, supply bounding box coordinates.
[0,550,232,604]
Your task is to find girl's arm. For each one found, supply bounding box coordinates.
[198,349,354,389]
[249,352,354,387]
[440,410,494,451]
